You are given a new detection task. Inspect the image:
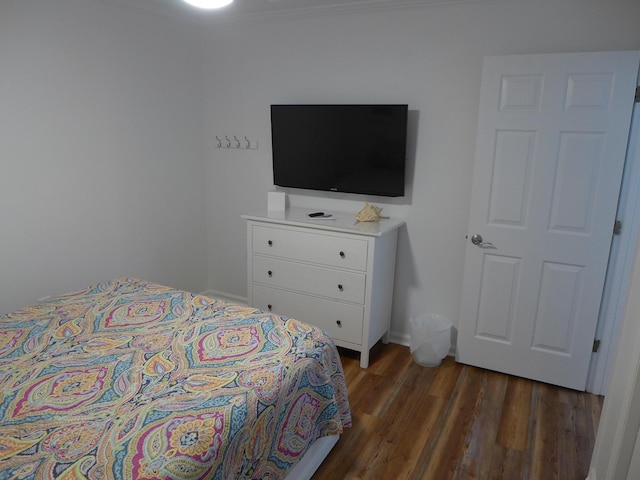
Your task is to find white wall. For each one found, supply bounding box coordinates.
[0,0,207,314]
[201,0,640,339]
[2,0,638,337]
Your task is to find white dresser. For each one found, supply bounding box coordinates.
[242,208,404,368]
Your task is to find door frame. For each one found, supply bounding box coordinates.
[587,100,640,474]
[588,83,640,395]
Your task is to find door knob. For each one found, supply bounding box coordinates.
[470,233,495,248]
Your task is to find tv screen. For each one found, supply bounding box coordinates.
[271,104,408,197]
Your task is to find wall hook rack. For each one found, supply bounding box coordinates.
[214,134,258,150]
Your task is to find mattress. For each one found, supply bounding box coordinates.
[0,278,351,479]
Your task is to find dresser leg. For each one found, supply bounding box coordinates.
[360,349,370,368]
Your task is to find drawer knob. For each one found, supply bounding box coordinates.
[339,251,345,258]
[268,240,273,246]
[338,284,344,292]
[336,320,342,327]
[268,270,273,277]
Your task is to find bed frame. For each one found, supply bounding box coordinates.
[284,435,340,480]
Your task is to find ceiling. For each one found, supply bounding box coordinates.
[106,0,476,23]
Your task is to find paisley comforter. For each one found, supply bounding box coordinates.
[0,278,351,479]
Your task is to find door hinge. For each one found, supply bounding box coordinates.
[614,220,622,235]
[593,339,601,353]
[636,86,640,103]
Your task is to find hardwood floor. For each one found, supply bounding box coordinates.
[312,343,603,480]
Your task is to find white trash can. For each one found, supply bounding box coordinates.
[409,313,452,367]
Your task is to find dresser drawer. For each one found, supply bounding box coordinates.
[252,255,366,304]
[252,285,364,345]
[252,225,368,271]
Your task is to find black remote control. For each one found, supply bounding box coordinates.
[308,212,325,217]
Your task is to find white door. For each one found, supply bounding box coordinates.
[457,51,640,391]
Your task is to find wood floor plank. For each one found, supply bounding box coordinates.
[378,396,446,480]
[365,342,411,378]
[452,370,509,479]
[487,444,525,480]
[588,393,604,440]
[418,367,485,479]
[496,376,533,451]
[348,369,400,418]
[530,383,560,480]
[558,397,593,480]
[365,364,445,479]
[312,343,603,480]
[313,411,382,478]
[426,355,463,398]
[359,346,416,419]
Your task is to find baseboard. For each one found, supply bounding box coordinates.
[200,289,248,305]
[388,331,410,346]
[389,330,457,357]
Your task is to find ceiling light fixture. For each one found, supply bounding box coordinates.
[182,0,233,9]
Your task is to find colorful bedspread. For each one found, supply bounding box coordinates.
[0,278,351,479]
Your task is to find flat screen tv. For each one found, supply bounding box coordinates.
[271,104,408,197]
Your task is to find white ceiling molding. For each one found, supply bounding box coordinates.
[101,0,485,24]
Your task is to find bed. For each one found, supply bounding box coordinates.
[0,278,351,479]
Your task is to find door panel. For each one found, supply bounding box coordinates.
[457,51,640,390]
[533,261,582,355]
[550,132,602,232]
[476,254,520,343]
[489,131,536,226]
